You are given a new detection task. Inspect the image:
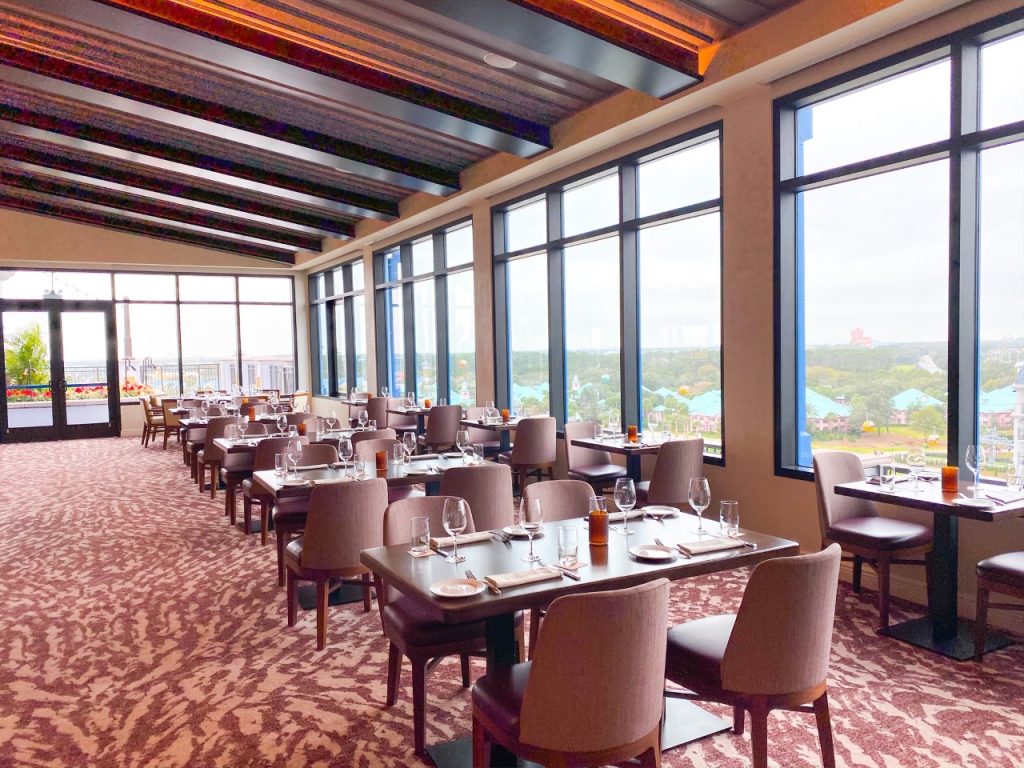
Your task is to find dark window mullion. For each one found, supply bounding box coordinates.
[434,232,449,403]
[621,163,639,433]
[547,189,565,426]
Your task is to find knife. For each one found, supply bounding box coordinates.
[430,542,451,558]
[541,561,582,581]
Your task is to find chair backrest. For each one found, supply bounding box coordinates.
[206,405,226,417]
[140,397,155,423]
[439,463,515,531]
[423,405,462,448]
[290,390,309,412]
[355,437,400,462]
[523,479,593,522]
[285,412,317,427]
[351,428,397,448]
[722,544,841,695]
[563,420,609,470]
[161,398,181,428]
[646,439,705,506]
[365,397,389,426]
[246,422,268,436]
[252,436,304,471]
[520,579,670,752]
[202,415,242,461]
[812,451,878,531]
[298,443,339,465]
[464,406,497,444]
[386,397,417,427]
[511,416,556,466]
[301,479,388,571]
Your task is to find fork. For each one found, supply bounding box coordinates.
[467,568,500,594]
[539,561,582,581]
[490,530,513,547]
[656,537,692,559]
[643,510,665,525]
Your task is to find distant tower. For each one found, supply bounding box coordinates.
[1014,362,1024,470]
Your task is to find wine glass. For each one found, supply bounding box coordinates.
[237,415,248,441]
[688,477,711,535]
[456,429,470,460]
[965,444,985,492]
[200,399,210,419]
[520,497,543,562]
[276,413,287,436]
[402,430,417,462]
[286,439,303,478]
[906,446,927,493]
[407,391,417,408]
[357,409,368,429]
[485,400,496,420]
[349,386,358,402]
[326,411,338,434]
[613,477,636,535]
[338,437,353,474]
[381,385,390,398]
[442,498,468,563]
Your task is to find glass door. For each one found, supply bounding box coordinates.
[2,301,119,442]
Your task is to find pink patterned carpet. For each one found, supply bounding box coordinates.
[0,437,1021,768]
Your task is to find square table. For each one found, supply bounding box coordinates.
[388,405,431,434]
[361,514,798,767]
[835,479,1024,659]
[459,417,519,452]
[569,434,670,481]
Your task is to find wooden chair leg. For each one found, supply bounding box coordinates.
[361,572,372,612]
[242,494,252,533]
[412,658,427,756]
[814,691,836,768]
[732,705,745,735]
[749,699,769,768]
[286,569,297,627]
[163,428,170,449]
[260,501,270,546]
[876,555,891,630]
[975,585,990,661]
[515,616,526,663]
[276,529,287,587]
[209,462,219,499]
[460,653,471,687]
[316,577,329,650]
[852,555,863,593]
[385,643,402,706]
[472,713,491,768]
[528,606,542,660]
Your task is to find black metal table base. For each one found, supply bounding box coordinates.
[880,617,1015,661]
[296,582,365,610]
[235,517,262,534]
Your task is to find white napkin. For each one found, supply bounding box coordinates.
[678,537,746,556]
[485,566,562,590]
[312,477,351,486]
[431,531,495,548]
[983,488,1024,503]
[409,454,440,461]
[294,463,329,471]
[608,509,646,522]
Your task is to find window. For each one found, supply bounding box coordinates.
[776,16,1024,480]
[309,260,368,397]
[494,128,723,458]
[374,222,474,402]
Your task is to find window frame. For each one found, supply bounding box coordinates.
[310,260,365,398]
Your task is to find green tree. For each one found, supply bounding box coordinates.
[909,405,945,437]
[4,324,48,386]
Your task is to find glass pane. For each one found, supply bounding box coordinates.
[384,287,405,394]
[330,268,346,297]
[334,301,347,396]
[116,302,180,397]
[313,273,325,300]
[239,276,291,303]
[446,223,473,267]
[240,305,295,394]
[797,60,950,175]
[563,173,618,238]
[412,238,434,276]
[315,304,329,396]
[0,270,111,301]
[564,238,620,424]
[179,275,236,302]
[179,304,238,392]
[3,310,52,428]
[382,249,402,283]
[981,33,1024,130]
[505,198,546,253]
[800,160,949,464]
[977,141,1024,481]
[352,294,367,391]
[115,273,176,301]
[508,254,549,415]
[639,215,721,447]
[637,138,720,217]
[447,269,476,406]
[351,261,364,292]
[413,280,437,401]
[62,311,109,425]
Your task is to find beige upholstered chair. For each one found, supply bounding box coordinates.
[354,437,400,463]
[665,545,842,768]
[439,463,516,533]
[563,420,626,491]
[220,422,268,521]
[159,398,182,450]
[975,551,1024,660]
[140,397,167,448]
[472,579,669,768]
[351,428,397,449]
[635,438,704,506]
[386,397,418,435]
[241,435,301,543]
[289,390,309,413]
[416,404,462,452]
[365,396,389,428]
[196,416,242,498]
[813,451,932,629]
[285,478,388,649]
[464,406,503,455]
[496,416,556,494]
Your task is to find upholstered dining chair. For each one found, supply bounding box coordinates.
[386,397,418,436]
[813,451,932,629]
[472,579,669,768]
[353,437,423,503]
[365,396,389,428]
[664,545,842,768]
[563,420,627,491]
[975,551,1024,660]
[377,496,521,756]
[496,416,556,495]
[273,443,341,586]
[635,438,704,506]
[159,398,182,450]
[417,404,462,453]
[286,478,388,650]
[140,397,167,448]
[241,435,301,543]
[196,416,241,499]
[439,463,516,533]
[351,428,398,449]
[220,422,268,521]
[464,407,504,456]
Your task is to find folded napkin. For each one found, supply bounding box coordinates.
[442,451,464,459]
[430,531,495,548]
[294,463,329,471]
[312,477,350,486]
[867,475,910,485]
[983,488,1024,503]
[409,454,440,461]
[608,509,646,522]
[485,566,562,590]
[678,537,746,556]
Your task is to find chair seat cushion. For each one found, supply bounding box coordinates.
[387,485,425,503]
[827,517,932,551]
[568,464,627,482]
[471,661,532,738]
[383,596,488,648]
[273,497,309,527]
[665,613,735,690]
[976,551,1024,588]
[496,451,512,464]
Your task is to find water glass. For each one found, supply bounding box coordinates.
[880,458,898,493]
[410,517,430,554]
[390,443,405,469]
[471,444,484,464]
[592,421,602,439]
[719,500,740,538]
[557,525,579,568]
[437,398,447,406]
[225,424,238,440]
[367,419,377,430]
[274,453,287,478]
[688,477,711,534]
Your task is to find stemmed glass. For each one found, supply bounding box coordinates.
[613,478,636,535]
[688,477,711,535]
[357,409,368,429]
[276,413,287,436]
[965,444,985,492]
[456,429,470,460]
[520,497,543,562]
[326,411,338,434]
[442,498,468,563]
[286,439,303,479]
[906,446,927,493]
[350,386,358,402]
[200,400,210,419]
[338,437,353,474]
[402,431,417,462]
[381,385,390,398]
[485,400,496,420]
[238,415,248,442]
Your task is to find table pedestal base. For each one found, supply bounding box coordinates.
[880,617,1015,661]
[235,517,262,535]
[296,582,366,610]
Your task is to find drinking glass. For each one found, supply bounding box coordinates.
[520,497,543,562]
[402,431,417,461]
[613,478,636,535]
[390,443,405,470]
[437,398,447,407]
[410,517,430,554]
[326,411,338,433]
[688,477,711,534]
[1008,465,1024,494]
[557,525,578,568]
[456,429,470,459]
[357,409,368,429]
[225,424,238,441]
[286,439,303,478]
[288,426,299,437]
[592,421,602,440]
[471,444,484,464]
[965,445,985,491]
[719,500,740,537]
[274,414,286,435]
[338,437,353,473]
[442,498,468,563]
[906,446,927,493]
[238,417,248,441]
[274,453,287,478]
[381,385,390,398]
[880,456,898,493]
[367,419,377,431]
[407,392,416,408]
[350,386,358,401]
[200,400,210,418]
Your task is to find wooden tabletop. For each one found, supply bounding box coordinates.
[835,480,1024,522]
[252,454,470,496]
[570,435,667,456]
[459,418,519,432]
[360,514,798,625]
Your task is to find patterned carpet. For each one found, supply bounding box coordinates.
[0,437,1021,768]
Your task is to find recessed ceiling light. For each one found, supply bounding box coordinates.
[483,52,517,70]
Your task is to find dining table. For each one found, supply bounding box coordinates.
[835,478,1024,660]
[388,405,431,434]
[569,432,669,481]
[361,512,799,767]
[459,417,519,452]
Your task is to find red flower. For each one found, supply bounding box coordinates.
[44,390,51,397]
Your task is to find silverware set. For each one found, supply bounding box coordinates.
[466,569,501,594]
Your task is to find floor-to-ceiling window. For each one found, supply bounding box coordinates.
[309,260,367,397]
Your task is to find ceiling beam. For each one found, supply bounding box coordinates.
[0,193,295,263]
[404,0,701,98]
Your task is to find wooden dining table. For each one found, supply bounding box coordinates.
[835,479,1024,660]
[361,513,799,767]
[387,405,431,434]
[459,417,519,451]
[569,433,668,481]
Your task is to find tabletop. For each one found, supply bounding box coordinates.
[460,418,519,432]
[570,434,669,456]
[252,453,472,496]
[835,480,1024,522]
